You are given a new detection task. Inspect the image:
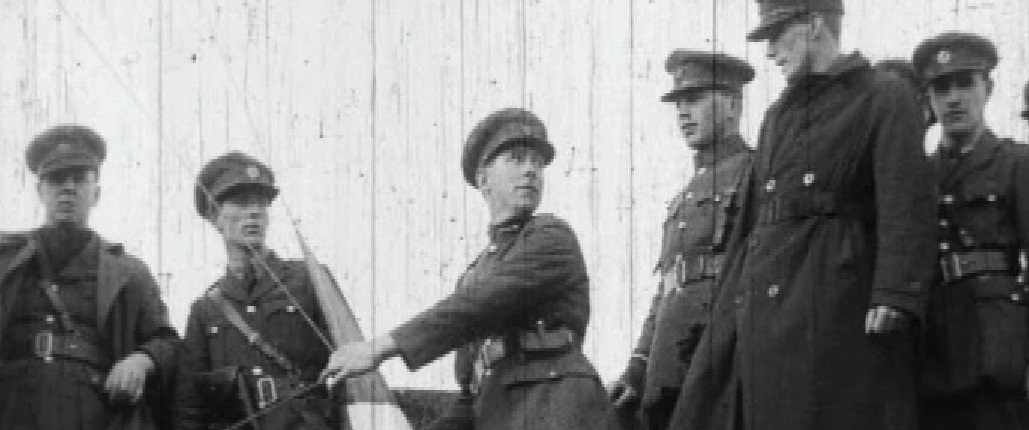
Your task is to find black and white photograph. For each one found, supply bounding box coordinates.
[0,0,1028,429]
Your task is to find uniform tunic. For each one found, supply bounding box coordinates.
[623,137,752,429]
[0,229,179,430]
[391,214,617,430]
[669,53,938,430]
[175,252,338,430]
[920,130,1029,429]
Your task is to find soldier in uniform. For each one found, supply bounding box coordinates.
[608,50,755,430]
[0,124,179,430]
[321,108,617,430]
[174,152,340,430]
[668,1,938,429]
[913,32,1029,430]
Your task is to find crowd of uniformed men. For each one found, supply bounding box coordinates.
[2,0,1029,429]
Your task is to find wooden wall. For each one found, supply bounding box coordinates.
[0,0,1026,389]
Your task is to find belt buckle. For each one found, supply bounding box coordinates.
[256,377,277,409]
[940,254,962,283]
[34,331,54,363]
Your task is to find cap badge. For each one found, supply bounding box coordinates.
[937,50,952,64]
[55,143,73,153]
[246,166,261,180]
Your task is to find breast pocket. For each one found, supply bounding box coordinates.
[956,182,1017,246]
[263,298,326,362]
[203,320,228,366]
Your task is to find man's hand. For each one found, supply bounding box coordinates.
[321,335,399,389]
[608,380,640,408]
[864,305,911,335]
[105,352,154,404]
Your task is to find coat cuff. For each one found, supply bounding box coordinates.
[870,281,926,321]
[390,323,443,371]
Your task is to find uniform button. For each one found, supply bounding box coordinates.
[765,180,776,192]
[209,326,219,334]
[678,221,687,229]
[1011,293,1022,302]
[45,315,55,324]
[246,305,257,313]
[548,371,558,378]
[685,192,694,200]
[939,219,949,227]
[714,195,722,203]
[252,367,263,376]
[942,195,954,204]
[733,296,744,306]
[803,172,815,186]
[767,285,780,298]
[286,305,296,313]
[487,244,498,253]
[939,242,950,251]
[483,369,492,377]
[697,168,708,175]
[988,194,997,202]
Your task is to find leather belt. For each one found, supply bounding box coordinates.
[477,324,579,371]
[3,330,110,369]
[242,367,310,410]
[756,192,872,225]
[940,250,1018,283]
[677,254,724,284]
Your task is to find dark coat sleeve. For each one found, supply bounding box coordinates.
[867,77,938,319]
[126,258,179,372]
[173,299,213,430]
[390,216,587,370]
[111,255,181,430]
[1010,146,1029,270]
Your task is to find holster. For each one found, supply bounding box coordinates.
[198,366,243,407]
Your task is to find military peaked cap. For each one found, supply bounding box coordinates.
[747,0,844,41]
[26,124,107,176]
[195,151,279,217]
[912,32,998,81]
[662,50,755,102]
[462,108,554,186]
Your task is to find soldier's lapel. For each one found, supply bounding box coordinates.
[250,252,285,300]
[0,238,36,290]
[0,237,37,329]
[217,274,249,302]
[96,238,132,327]
[942,131,1000,190]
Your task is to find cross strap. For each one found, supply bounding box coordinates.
[33,239,80,334]
[207,289,300,376]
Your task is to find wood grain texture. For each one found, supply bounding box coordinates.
[0,0,1027,389]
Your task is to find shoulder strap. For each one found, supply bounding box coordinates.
[207,289,299,376]
[33,236,79,333]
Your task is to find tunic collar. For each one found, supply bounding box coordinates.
[694,134,748,169]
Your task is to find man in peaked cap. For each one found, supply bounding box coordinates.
[322,108,618,430]
[609,50,755,430]
[669,1,938,430]
[0,124,179,430]
[174,151,344,430]
[912,32,1029,430]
